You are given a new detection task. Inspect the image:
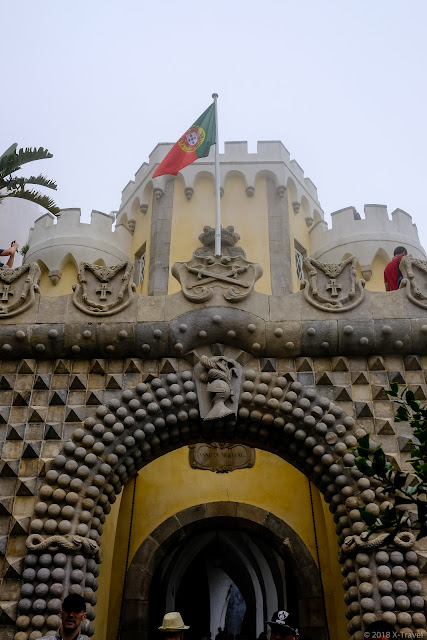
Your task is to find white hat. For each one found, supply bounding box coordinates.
[159,612,190,632]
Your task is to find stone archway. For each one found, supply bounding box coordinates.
[14,366,425,640]
[121,502,326,640]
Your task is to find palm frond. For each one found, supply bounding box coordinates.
[0,143,17,163]
[19,174,57,190]
[1,189,60,215]
[0,146,53,178]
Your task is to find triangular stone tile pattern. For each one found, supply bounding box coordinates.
[376,420,396,435]
[404,355,422,370]
[0,376,13,390]
[18,360,36,374]
[90,359,106,374]
[44,424,62,440]
[6,425,25,441]
[371,386,391,401]
[334,387,352,402]
[33,374,50,390]
[355,402,374,418]
[86,391,103,406]
[124,359,143,373]
[387,371,406,384]
[368,356,385,371]
[54,359,71,374]
[331,357,349,372]
[160,359,178,374]
[65,408,84,422]
[16,478,37,496]
[315,371,333,386]
[351,371,370,385]
[49,390,67,406]
[106,375,123,390]
[295,358,313,372]
[260,358,276,372]
[69,375,87,390]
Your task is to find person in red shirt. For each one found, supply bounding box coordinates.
[384,246,407,291]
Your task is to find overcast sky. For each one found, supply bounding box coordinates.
[3,1,427,247]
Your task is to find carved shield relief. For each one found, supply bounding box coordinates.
[72,262,135,316]
[302,256,365,312]
[0,263,40,318]
[172,254,263,302]
[400,255,427,309]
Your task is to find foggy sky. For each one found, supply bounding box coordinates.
[2,1,426,247]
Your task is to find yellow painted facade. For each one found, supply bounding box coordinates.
[35,174,392,298]
[94,448,347,640]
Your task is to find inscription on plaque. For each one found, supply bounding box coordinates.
[189,443,255,473]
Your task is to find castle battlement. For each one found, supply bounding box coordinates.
[26,208,132,276]
[119,140,323,220]
[310,204,425,273]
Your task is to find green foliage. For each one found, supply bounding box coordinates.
[0,144,60,216]
[20,243,29,256]
[353,383,427,539]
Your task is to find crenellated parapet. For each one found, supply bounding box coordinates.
[310,204,426,278]
[118,140,324,225]
[25,209,133,283]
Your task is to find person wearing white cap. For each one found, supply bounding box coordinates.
[159,612,190,640]
[266,611,299,640]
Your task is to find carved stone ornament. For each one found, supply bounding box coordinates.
[189,442,255,473]
[400,255,427,309]
[0,262,40,318]
[72,261,136,316]
[194,225,246,258]
[301,255,365,312]
[194,355,242,421]
[26,532,102,563]
[172,254,263,303]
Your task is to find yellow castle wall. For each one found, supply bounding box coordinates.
[37,258,78,296]
[167,175,272,295]
[94,448,346,640]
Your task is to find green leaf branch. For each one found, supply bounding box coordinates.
[353,383,427,539]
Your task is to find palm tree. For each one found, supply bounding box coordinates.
[0,143,60,215]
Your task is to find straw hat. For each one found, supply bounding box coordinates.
[159,612,190,632]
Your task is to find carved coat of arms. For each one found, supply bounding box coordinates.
[172,254,262,302]
[0,263,40,318]
[400,255,427,309]
[302,255,365,311]
[72,262,135,316]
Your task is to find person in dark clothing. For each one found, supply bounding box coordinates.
[267,611,299,640]
[384,246,407,291]
[39,593,86,640]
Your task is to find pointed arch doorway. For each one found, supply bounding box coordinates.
[121,503,327,640]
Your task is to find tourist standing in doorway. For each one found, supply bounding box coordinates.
[39,594,86,640]
[267,611,299,640]
[159,612,190,640]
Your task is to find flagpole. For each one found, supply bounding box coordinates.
[212,93,221,256]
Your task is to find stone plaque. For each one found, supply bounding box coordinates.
[189,442,255,473]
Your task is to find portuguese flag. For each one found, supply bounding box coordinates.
[152,102,216,178]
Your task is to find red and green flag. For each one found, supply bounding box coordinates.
[152,102,216,178]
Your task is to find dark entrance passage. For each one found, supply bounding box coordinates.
[122,503,327,640]
[149,528,295,640]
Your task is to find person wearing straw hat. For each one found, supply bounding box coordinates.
[159,612,190,640]
[266,611,299,640]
